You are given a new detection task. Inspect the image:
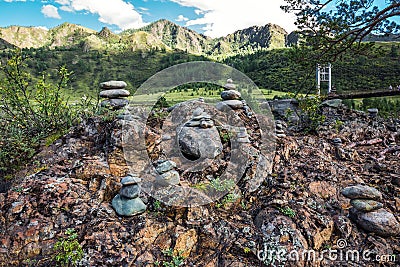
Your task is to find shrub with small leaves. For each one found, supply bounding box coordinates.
[53,228,84,267]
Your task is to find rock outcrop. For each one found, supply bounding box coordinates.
[0,102,399,266]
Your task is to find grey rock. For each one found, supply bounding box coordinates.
[192,114,212,121]
[112,194,146,216]
[121,175,141,186]
[276,129,285,135]
[100,89,130,98]
[350,208,400,236]
[276,134,286,138]
[368,108,379,118]
[322,99,342,108]
[216,100,244,111]
[223,79,236,90]
[221,90,241,100]
[332,138,342,144]
[200,120,214,128]
[120,184,140,199]
[117,114,137,121]
[185,121,201,127]
[100,99,129,110]
[268,99,300,122]
[156,170,180,186]
[350,199,383,212]
[155,160,177,174]
[100,81,127,89]
[341,185,382,200]
[178,126,222,159]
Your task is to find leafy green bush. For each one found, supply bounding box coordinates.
[0,49,95,176]
[297,95,326,133]
[53,228,84,266]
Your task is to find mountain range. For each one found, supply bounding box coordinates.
[0,19,289,57]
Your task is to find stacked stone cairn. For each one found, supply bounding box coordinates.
[99,80,130,110]
[216,79,244,111]
[178,108,222,160]
[342,185,400,236]
[275,120,287,138]
[112,174,147,216]
[236,127,250,143]
[154,160,180,186]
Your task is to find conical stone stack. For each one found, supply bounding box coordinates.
[99,80,130,110]
[216,79,244,111]
[112,174,147,216]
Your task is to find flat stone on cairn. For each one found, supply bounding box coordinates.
[154,160,180,186]
[112,174,146,216]
[99,80,130,110]
[342,185,400,236]
[100,80,127,89]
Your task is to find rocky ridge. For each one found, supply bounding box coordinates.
[0,101,399,266]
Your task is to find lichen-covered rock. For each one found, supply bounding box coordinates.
[178,126,222,160]
[341,185,383,200]
[111,194,146,216]
[350,199,383,212]
[350,208,400,237]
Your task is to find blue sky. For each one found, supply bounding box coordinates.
[0,0,397,37]
[0,0,297,37]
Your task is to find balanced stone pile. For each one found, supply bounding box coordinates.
[275,120,287,138]
[216,79,244,111]
[112,174,147,216]
[236,127,250,143]
[155,160,180,186]
[99,80,130,110]
[342,185,400,236]
[178,108,222,160]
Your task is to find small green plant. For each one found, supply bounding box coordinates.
[210,178,235,192]
[153,200,162,211]
[215,193,240,208]
[278,207,296,218]
[190,183,208,191]
[296,95,326,133]
[219,130,233,143]
[161,249,185,267]
[243,247,251,254]
[53,228,84,266]
[334,119,344,133]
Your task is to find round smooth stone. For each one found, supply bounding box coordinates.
[156,170,180,186]
[216,100,244,110]
[221,90,241,100]
[350,199,383,212]
[341,185,382,200]
[155,160,177,174]
[100,99,129,109]
[120,184,140,199]
[100,81,127,89]
[100,89,130,98]
[112,194,147,216]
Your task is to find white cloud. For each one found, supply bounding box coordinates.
[170,0,297,38]
[4,0,27,2]
[176,15,189,22]
[55,0,145,30]
[41,4,61,19]
[35,26,49,31]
